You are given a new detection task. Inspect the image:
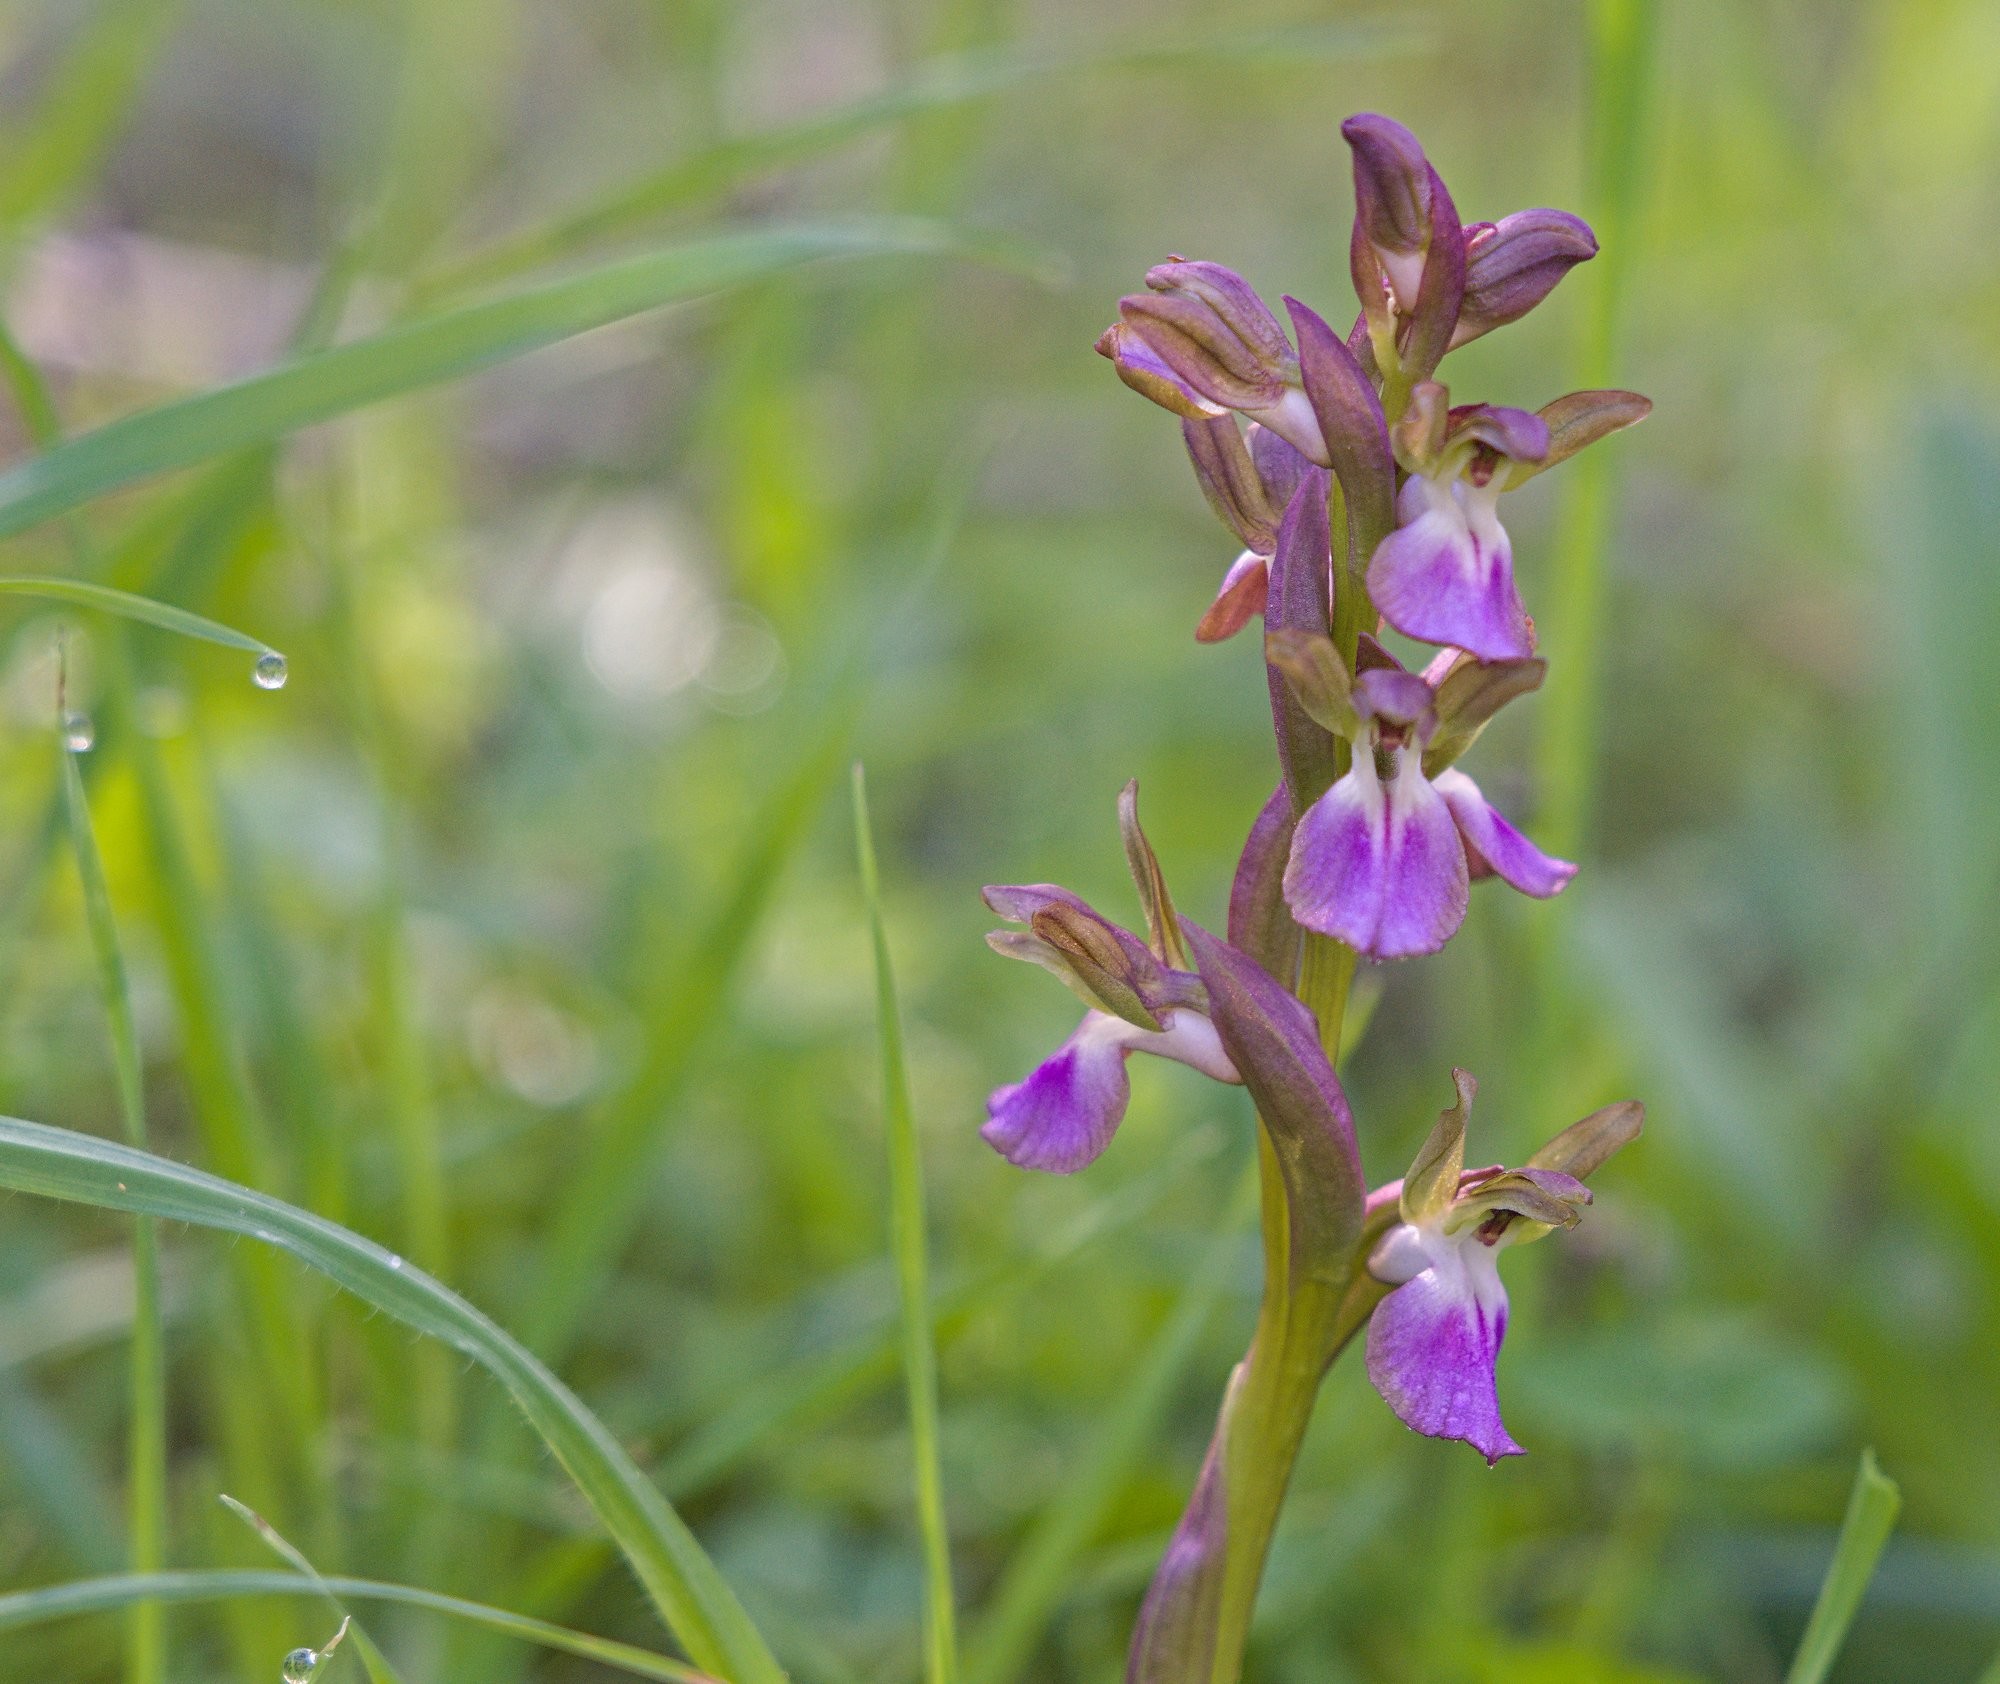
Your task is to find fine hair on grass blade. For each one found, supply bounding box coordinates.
[0,220,978,544]
[0,1572,718,1683]
[1782,1450,1901,1684]
[853,763,959,1684]
[0,1115,787,1684]
[59,743,169,1684]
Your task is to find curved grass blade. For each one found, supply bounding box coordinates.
[0,220,965,544]
[852,764,957,1684]
[0,1571,717,1682]
[60,747,168,1684]
[430,20,1420,292]
[0,1115,787,1684]
[220,1496,402,1684]
[1783,1450,1901,1684]
[0,576,277,659]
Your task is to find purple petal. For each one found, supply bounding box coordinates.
[1433,769,1577,898]
[982,1014,1133,1173]
[1368,475,1533,661]
[1195,550,1268,643]
[1366,1239,1523,1463]
[1284,749,1468,960]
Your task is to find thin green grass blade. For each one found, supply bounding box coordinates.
[1978,1645,2000,1684]
[0,0,181,237]
[220,1496,402,1684]
[1535,0,1660,863]
[1782,1450,1901,1684]
[852,763,957,1684]
[0,1572,717,1682]
[59,748,168,1684]
[0,1115,786,1684]
[0,221,968,544]
[652,1126,1225,1500]
[963,1195,1245,1684]
[0,577,278,664]
[518,697,857,1360]
[430,21,1419,292]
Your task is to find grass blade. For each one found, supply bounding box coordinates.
[0,221,967,543]
[59,747,168,1684]
[0,1115,787,1684]
[0,1571,717,1682]
[1782,1450,1901,1684]
[429,21,1418,292]
[221,1495,403,1684]
[963,1200,1244,1684]
[851,763,957,1684]
[518,697,856,1361]
[0,0,181,238]
[0,576,278,664]
[1535,0,1660,862]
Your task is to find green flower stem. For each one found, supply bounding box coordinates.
[1202,917,1362,1684]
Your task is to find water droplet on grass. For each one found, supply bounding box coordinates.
[61,711,94,751]
[253,651,289,690]
[280,1648,319,1683]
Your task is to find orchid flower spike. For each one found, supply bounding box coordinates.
[982,784,1240,1172]
[1267,634,1575,959]
[1371,381,1653,660]
[1098,261,1330,466]
[1365,1073,1643,1462]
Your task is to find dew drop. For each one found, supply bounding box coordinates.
[280,1648,319,1683]
[61,711,95,752]
[253,651,289,690]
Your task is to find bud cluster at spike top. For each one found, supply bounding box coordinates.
[985,111,1653,1501]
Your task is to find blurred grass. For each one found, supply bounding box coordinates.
[0,0,1995,1681]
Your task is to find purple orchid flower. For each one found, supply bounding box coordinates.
[1370,382,1656,661]
[1266,634,1575,960]
[982,787,1240,1173]
[1369,384,1550,661]
[1365,1072,1642,1462]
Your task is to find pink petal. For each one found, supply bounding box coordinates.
[1366,1239,1523,1464]
[1284,748,1468,959]
[981,1014,1133,1173]
[1368,476,1533,661]
[1195,549,1270,643]
[1433,768,1577,899]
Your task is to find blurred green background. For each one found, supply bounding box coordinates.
[0,0,1997,1679]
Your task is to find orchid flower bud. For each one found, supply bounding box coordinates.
[1341,114,1466,389]
[1452,209,1598,348]
[1105,262,1330,464]
[1365,1075,1641,1462]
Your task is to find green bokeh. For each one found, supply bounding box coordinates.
[0,0,1995,1680]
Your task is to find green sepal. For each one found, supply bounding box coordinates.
[1264,628,1358,739]
[1422,654,1546,776]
